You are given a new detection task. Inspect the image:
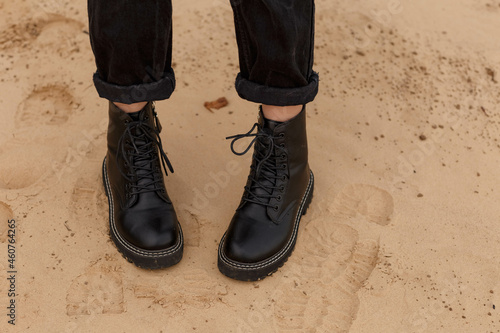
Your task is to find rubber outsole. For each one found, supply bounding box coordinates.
[217,170,314,281]
[102,157,183,270]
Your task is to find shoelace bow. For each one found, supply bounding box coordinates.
[117,115,173,196]
[226,123,287,209]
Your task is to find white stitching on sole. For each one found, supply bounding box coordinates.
[218,170,314,270]
[104,157,182,258]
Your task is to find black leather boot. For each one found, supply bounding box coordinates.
[102,101,183,269]
[218,106,314,281]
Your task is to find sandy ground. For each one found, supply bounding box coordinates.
[0,0,499,332]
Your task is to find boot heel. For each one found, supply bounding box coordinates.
[301,171,314,216]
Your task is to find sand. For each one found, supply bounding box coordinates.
[0,0,499,331]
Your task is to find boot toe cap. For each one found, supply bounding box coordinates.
[126,225,178,251]
[222,211,290,263]
[224,240,270,263]
[117,208,179,251]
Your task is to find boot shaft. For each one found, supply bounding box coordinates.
[105,101,171,206]
[106,102,156,155]
[258,106,309,174]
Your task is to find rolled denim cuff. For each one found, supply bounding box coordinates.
[234,71,319,106]
[92,68,176,103]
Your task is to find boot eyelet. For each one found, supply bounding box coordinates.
[277,195,282,202]
[281,164,286,169]
[279,143,285,148]
[273,205,279,211]
[281,154,286,159]
[281,175,287,181]
[279,133,285,138]
[279,185,285,192]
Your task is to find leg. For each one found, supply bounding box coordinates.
[218,0,317,280]
[261,104,303,122]
[114,101,147,113]
[88,0,176,104]
[88,0,183,269]
[230,0,318,106]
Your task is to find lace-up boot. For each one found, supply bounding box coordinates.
[218,106,314,280]
[102,102,183,269]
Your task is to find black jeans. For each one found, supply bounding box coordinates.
[88,0,319,106]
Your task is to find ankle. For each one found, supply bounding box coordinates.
[261,104,303,122]
[114,101,148,113]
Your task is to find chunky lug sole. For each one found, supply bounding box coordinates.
[102,157,183,269]
[218,170,314,281]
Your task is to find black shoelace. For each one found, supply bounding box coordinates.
[117,115,173,197]
[226,123,287,210]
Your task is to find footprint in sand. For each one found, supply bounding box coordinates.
[133,269,227,315]
[66,264,124,316]
[69,176,107,219]
[274,219,379,333]
[16,84,75,128]
[67,176,108,240]
[177,209,205,247]
[70,185,97,220]
[290,221,359,285]
[0,202,14,243]
[273,184,394,332]
[0,13,84,53]
[330,184,394,226]
[0,143,56,190]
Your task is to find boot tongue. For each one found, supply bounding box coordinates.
[128,111,141,121]
[128,108,149,122]
[128,109,157,195]
[258,107,282,133]
[241,116,283,210]
[262,117,282,132]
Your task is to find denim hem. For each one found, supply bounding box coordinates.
[234,71,319,106]
[92,68,176,103]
